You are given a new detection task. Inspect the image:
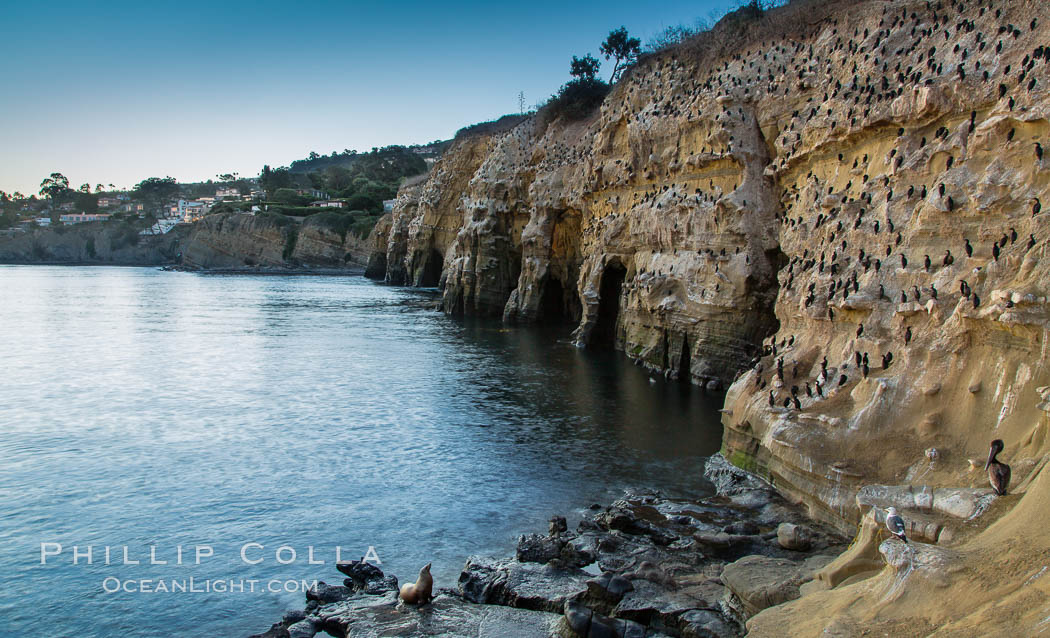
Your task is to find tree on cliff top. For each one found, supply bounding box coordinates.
[570,54,601,81]
[39,172,70,203]
[600,27,641,82]
[133,177,180,213]
[39,172,71,223]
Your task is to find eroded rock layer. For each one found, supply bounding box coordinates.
[370,0,1050,633]
[181,212,371,270]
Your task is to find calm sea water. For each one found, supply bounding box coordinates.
[0,266,724,637]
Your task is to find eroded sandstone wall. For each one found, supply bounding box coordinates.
[181,212,371,270]
[0,223,185,265]
[376,0,1050,538]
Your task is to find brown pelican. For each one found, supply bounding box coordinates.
[885,507,908,543]
[986,439,1011,495]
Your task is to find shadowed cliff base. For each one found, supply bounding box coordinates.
[590,261,627,348]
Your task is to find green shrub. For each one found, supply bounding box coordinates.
[307,210,355,241]
[282,228,299,260]
[272,188,311,206]
[345,193,382,214]
[257,211,295,227]
[538,78,610,127]
[349,214,381,239]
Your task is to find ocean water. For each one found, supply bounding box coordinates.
[0,266,724,636]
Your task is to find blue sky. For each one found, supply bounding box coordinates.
[0,0,737,195]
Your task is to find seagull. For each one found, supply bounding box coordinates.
[885,507,908,543]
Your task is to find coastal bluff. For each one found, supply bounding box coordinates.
[363,0,1050,634]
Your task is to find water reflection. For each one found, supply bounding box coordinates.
[0,266,724,637]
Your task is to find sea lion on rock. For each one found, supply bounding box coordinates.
[399,562,433,605]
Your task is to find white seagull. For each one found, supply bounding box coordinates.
[885,507,908,543]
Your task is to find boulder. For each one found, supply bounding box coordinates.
[776,523,813,551]
[721,554,833,618]
[458,557,591,613]
[305,582,351,604]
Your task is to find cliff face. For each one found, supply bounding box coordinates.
[180,212,371,270]
[0,223,184,264]
[371,0,1050,633]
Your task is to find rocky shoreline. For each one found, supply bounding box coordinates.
[163,265,365,276]
[247,456,847,638]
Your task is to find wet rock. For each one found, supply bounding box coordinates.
[305,582,351,604]
[586,571,635,603]
[550,515,568,535]
[595,503,677,545]
[722,521,760,536]
[703,456,769,497]
[616,576,728,634]
[776,523,813,551]
[285,618,317,638]
[517,533,564,564]
[247,623,290,638]
[678,609,739,638]
[280,610,306,625]
[458,556,591,613]
[564,600,594,635]
[336,559,398,594]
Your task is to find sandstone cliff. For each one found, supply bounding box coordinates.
[180,211,371,271]
[0,222,185,265]
[369,0,1050,634]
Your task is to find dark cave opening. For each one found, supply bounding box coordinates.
[419,249,443,288]
[540,277,570,323]
[679,334,692,383]
[591,262,627,348]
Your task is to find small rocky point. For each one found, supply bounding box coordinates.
[248,457,845,637]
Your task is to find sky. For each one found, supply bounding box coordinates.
[0,0,739,195]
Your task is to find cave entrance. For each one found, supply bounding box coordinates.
[419,249,443,287]
[540,277,569,323]
[679,335,692,384]
[591,262,626,347]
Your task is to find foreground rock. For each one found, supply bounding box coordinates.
[249,458,846,637]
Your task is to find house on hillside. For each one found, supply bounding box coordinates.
[310,200,345,209]
[98,196,120,208]
[215,187,241,200]
[60,213,111,225]
[176,199,210,222]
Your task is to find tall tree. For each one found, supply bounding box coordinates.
[96,184,105,193]
[600,27,641,82]
[133,177,180,213]
[39,172,70,202]
[570,54,601,81]
[39,172,71,222]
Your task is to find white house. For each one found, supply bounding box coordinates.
[60,213,110,224]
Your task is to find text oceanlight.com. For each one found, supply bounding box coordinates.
[101,577,318,594]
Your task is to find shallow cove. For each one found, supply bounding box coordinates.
[0,266,725,637]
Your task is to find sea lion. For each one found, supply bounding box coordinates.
[399,562,433,605]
